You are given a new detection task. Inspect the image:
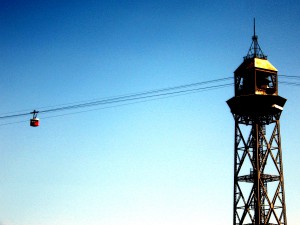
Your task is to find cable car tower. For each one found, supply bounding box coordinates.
[227,20,287,225]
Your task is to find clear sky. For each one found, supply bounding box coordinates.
[1,1,300,225]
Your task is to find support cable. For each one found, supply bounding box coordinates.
[0,75,299,126]
[0,77,232,120]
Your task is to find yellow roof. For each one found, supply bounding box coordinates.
[254,58,277,71]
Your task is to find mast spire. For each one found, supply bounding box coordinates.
[254,18,256,37]
[244,18,267,60]
[253,18,258,57]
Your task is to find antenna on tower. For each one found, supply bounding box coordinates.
[252,18,258,57]
[244,18,267,60]
[254,18,256,37]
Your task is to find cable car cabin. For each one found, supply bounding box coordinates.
[30,118,40,127]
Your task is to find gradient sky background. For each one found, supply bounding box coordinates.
[1,1,300,225]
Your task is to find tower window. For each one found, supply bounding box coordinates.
[256,72,276,95]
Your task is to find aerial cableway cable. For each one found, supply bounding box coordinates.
[0,77,232,120]
[0,75,299,126]
[40,82,232,114]
[278,75,300,86]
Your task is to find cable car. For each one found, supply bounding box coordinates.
[30,110,39,127]
[30,118,40,127]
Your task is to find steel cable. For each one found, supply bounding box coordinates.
[0,74,299,126]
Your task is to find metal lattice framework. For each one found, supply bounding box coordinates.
[244,18,267,60]
[233,114,287,225]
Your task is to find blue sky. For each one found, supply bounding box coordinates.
[1,1,300,225]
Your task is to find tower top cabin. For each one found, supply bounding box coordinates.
[227,21,286,124]
[234,20,278,97]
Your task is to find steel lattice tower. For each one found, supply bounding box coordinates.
[227,21,288,225]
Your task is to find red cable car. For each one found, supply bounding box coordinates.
[30,118,40,127]
[30,110,39,127]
